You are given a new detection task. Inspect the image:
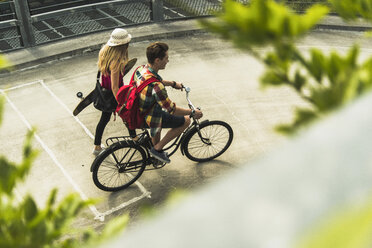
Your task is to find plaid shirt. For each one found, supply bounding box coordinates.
[134,64,176,136]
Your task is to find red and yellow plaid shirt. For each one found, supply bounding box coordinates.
[134,64,176,136]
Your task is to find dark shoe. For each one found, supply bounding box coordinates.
[149,147,170,163]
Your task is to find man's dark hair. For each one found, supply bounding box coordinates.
[146,42,169,64]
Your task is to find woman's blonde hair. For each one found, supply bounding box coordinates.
[98,43,129,76]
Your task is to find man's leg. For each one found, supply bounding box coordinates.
[152,131,161,147]
[149,112,190,163]
[153,116,190,151]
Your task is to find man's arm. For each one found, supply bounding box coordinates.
[157,81,202,118]
[153,82,176,114]
[174,106,203,119]
[162,80,183,90]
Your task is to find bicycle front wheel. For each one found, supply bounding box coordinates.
[91,143,147,191]
[183,120,233,162]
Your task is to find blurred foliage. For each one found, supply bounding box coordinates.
[0,95,128,248]
[0,55,11,71]
[0,52,12,73]
[201,0,372,134]
[201,1,372,248]
[297,199,372,248]
[329,0,372,21]
[140,189,189,218]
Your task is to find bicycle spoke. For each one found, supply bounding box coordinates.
[184,121,233,162]
[92,143,147,191]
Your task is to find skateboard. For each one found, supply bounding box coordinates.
[72,58,137,116]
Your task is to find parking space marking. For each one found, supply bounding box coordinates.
[3,80,41,91]
[99,187,151,219]
[39,80,151,197]
[1,81,152,221]
[1,90,102,219]
[39,80,95,140]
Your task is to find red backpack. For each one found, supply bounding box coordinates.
[116,68,157,129]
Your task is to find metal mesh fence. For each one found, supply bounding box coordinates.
[0,0,15,21]
[285,0,330,12]
[27,0,109,15]
[0,26,20,51]
[31,2,152,46]
[0,0,340,53]
[164,0,221,16]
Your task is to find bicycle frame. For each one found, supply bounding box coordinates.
[105,118,208,155]
[103,85,210,168]
[91,85,233,191]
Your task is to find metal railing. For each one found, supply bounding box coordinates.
[0,0,227,52]
[0,0,326,53]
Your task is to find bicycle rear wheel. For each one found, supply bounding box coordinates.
[183,120,233,162]
[91,143,147,191]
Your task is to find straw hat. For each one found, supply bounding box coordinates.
[107,28,132,47]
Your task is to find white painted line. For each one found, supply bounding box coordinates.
[2,80,41,91]
[133,180,151,197]
[212,90,247,130]
[39,80,94,140]
[1,91,102,219]
[50,70,94,84]
[97,190,151,220]
[3,80,152,220]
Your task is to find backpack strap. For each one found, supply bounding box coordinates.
[136,77,159,93]
[97,71,101,81]
[129,65,160,89]
[129,66,143,86]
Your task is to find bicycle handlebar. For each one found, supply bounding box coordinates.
[182,85,197,111]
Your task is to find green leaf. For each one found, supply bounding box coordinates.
[293,71,306,91]
[0,55,11,71]
[301,4,330,31]
[8,218,24,242]
[276,108,318,134]
[31,220,48,245]
[24,195,38,221]
[309,49,326,82]
[46,189,58,218]
[261,70,287,86]
[0,156,18,194]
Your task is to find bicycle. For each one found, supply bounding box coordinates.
[90,86,233,192]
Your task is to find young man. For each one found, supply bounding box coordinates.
[133,42,203,163]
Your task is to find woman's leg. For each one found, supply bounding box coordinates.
[94,111,112,148]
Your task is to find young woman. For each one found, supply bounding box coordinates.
[93,28,131,155]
